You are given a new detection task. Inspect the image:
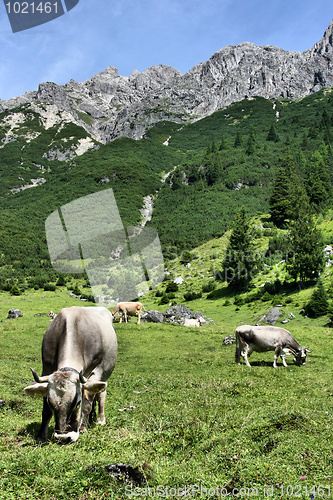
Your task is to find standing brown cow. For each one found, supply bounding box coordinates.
[111,302,144,324]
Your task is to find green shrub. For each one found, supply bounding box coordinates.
[202,281,216,293]
[159,293,170,305]
[272,295,284,306]
[56,275,66,286]
[80,293,95,303]
[181,251,192,264]
[305,280,329,317]
[10,284,21,296]
[184,291,202,301]
[166,282,179,293]
[234,295,245,306]
[72,284,81,295]
[44,283,56,292]
[261,291,272,302]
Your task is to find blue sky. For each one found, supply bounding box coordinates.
[0,0,332,101]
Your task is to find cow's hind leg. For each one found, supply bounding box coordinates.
[242,345,252,367]
[273,347,282,368]
[235,331,241,363]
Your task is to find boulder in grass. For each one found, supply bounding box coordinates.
[264,307,282,325]
[7,309,23,319]
[141,310,164,323]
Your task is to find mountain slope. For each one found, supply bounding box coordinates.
[0,21,333,143]
[1,88,333,286]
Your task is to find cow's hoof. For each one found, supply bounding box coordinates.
[36,434,47,444]
[97,418,106,425]
[79,425,88,433]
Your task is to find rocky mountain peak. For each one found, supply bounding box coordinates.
[306,20,333,57]
[1,20,333,144]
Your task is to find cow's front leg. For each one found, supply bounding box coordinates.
[37,397,53,443]
[281,355,288,367]
[96,390,107,425]
[80,390,95,432]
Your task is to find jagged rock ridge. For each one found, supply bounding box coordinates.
[1,20,333,143]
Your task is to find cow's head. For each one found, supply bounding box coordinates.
[24,368,106,443]
[293,347,310,366]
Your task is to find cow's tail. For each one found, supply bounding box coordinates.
[235,328,241,364]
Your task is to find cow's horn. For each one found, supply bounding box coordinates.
[305,348,312,353]
[30,368,50,383]
[79,371,87,384]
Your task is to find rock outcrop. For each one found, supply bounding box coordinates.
[1,20,333,143]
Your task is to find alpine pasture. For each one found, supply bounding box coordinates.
[0,283,332,499]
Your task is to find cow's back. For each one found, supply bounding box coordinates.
[41,306,117,380]
[237,324,293,350]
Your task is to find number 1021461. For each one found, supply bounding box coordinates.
[279,485,331,497]
[5,2,59,14]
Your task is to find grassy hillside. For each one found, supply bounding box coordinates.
[0,282,332,499]
[148,92,333,250]
[1,207,333,498]
[1,89,333,287]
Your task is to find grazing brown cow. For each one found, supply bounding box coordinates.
[24,306,117,443]
[112,302,144,324]
[235,324,310,368]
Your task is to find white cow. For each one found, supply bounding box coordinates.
[184,318,200,327]
[24,306,117,443]
[235,324,310,368]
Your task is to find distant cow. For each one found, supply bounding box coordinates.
[184,318,200,327]
[112,302,144,324]
[48,310,57,320]
[24,306,117,443]
[235,324,310,368]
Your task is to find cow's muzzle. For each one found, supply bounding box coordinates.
[54,430,80,443]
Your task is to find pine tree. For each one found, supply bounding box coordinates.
[234,130,242,147]
[304,280,329,317]
[270,150,309,227]
[306,149,332,209]
[206,153,222,186]
[222,208,258,291]
[286,214,325,287]
[245,129,256,155]
[219,137,227,150]
[266,123,280,142]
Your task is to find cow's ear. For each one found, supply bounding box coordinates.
[24,383,48,398]
[83,380,107,394]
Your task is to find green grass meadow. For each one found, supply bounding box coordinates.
[0,290,332,499]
